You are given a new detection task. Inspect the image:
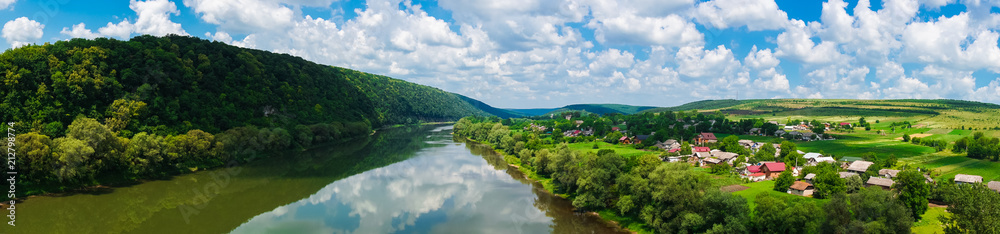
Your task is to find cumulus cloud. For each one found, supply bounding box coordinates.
[61,0,188,40]
[0,0,14,10]
[590,14,703,47]
[693,0,791,31]
[2,17,43,48]
[183,0,296,33]
[775,20,845,64]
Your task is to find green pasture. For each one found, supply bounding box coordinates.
[731,180,829,210]
[912,207,949,234]
[567,141,657,158]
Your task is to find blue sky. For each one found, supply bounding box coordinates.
[2,0,1000,108]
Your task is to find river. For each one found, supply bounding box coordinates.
[7,125,627,234]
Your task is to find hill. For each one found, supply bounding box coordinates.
[0,35,498,136]
[508,104,657,116]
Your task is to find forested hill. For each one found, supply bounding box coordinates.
[508,104,658,116]
[0,35,495,136]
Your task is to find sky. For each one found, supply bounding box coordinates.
[2,0,1000,108]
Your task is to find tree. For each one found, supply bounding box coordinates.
[893,169,930,220]
[680,141,692,155]
[845,175,865,193]
[902,133,910,142]
[779,141,797,158]
[774,170,794,192]
[755,143,776,161]
[52,137,96,183]
[104,99,147,132]
[812,171,846,199]
[942,183,1000,233]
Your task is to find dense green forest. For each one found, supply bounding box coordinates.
[0,35,495,137]
[507,104,657,117]
[0,35,503,196]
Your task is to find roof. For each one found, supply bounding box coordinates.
[790,181,813,191]
[804,173,816,180]
[714,152,739,160]
[747,166,762,173]
[612,127,620,130]
[619,136,628,141]
[812,157,836,163]
[694,147,711,152]
[763,162,786,172]
[668,148,681,153]
[704,158,722,164]
[803,153,822,159]
[867,177,895,187]
[696,151,713,158]
[749,172,766,177]
[847,160,875,172]
[698,132,717,140]
[955,174,983,183]
[664,139,678,145]
[840,122,851,125]
[879,169,901,178]
[839,172,858,178]
[988,181,1000,192]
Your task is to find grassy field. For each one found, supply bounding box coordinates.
[568,141,658,158]
[731,180,829,210]
[912,207,949,234]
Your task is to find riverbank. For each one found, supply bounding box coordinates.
[461,136,643,234]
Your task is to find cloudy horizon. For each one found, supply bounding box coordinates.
[3,0,1000,108]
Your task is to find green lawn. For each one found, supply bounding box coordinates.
[912,207,949,234]
[731,180,828,210]
[797,133,936,159]
[568,141,658,158]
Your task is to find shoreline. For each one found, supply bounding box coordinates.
[461,136,638,234]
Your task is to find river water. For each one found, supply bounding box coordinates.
[8,125,627,234]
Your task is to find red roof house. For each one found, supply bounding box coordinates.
[694,147,711,152]
[668,148,681,153]
[762,162,786,178]
[696,132,718,144]
[747,165,762,173]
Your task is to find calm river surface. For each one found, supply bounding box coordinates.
[9,125,627,234]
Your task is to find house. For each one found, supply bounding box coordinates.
[668,148,681,153]
[747,173,766,182]
[696,132,718,144]
[768,121,779,125]
[808,157,836,166]
[738,139,754,148]
[775,130,786,136]
[704,158,723,165]
[713,152,739,164]
[988,181,1000,193]
[695,151,713,159]
[611,127,621,132]
[801,132,816,141]
[878,169,901,178]
[665,156,683,162]
[803,153,823,160]
[745,165,762,175]
[804,173,816,183]
[748,128,762,135]
[694,146,711,152]
[655,139,681,151]
[619,136,632,144]
[789,181,814,196]
[840,122,851,128]
[762,162,786,178]
[575,120,584,126]
[635,135,650,145]
[867,177,895,190]
[955,174,983,184]
[925,175,935,184]
[846,160,875,174]
[840,171,859,178]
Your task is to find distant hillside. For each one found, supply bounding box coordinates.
[642,99,1000,129]
[508,104,657,116]
[0,35,499,136]
[456,95,525,118]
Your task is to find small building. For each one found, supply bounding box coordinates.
[704,158,723,165]
[839,171,858,178]
[619,136,632,144]
[804,173,816,183]
[846,160,875,174]
[694,146,711,152]
[867,177,895,190]
[789,181,814,196]
[988,181,1000,193]
[775,130,786,136]
[695,151,713,159]
[713,152,739,164]
[762,162,786,178]
[655,139,681,151]
[696,132,718,144]
[803,153,822,160]
[744,165,762,175]
[668,148,681,153]
[839,122,851,128]
[635,135,650,145]
[808,157,836,166]
[879,169,901,178]
[748,173,766,182]
[612,127,621,132]
[955,174,983,184]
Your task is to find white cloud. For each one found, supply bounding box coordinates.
[62,0,187,40]
[693,0,791,31]
[971,78,1000,103]
[755,68,790,91]
[205,31,233,43]
[676,45,740,78]
[775,20,845,64]
[2,17,43,48]
[744,45,780,70]
[590,13,703,47]
[60,23,100,39]
[0,0,14,10]
[183,0,296,33]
